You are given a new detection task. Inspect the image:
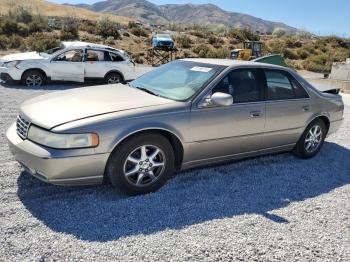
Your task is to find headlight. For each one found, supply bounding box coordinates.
[4,61,21,68]
[27,125,99,149]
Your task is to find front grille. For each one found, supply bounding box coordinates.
[16,115,30,139]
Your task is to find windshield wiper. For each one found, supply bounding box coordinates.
[134,86,160,97]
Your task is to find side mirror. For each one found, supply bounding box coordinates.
[210,92,233,106]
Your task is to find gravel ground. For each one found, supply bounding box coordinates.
[0,83,349,262]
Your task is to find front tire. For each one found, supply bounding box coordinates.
[293,119,326,159]
[106,133,175,195]
[22,70,45,87]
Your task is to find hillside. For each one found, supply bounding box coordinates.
[1,0,132,24]
[68,0,296,33]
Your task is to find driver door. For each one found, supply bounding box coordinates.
[188,68,266,162]
[50,49,85,82]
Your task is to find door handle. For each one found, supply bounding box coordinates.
[302,106,310,111]
[250,111,262,118]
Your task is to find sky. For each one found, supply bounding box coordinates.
[51,0,350,37]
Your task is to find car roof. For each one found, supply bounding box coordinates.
[62,41,124,54]
[181,58,286,70]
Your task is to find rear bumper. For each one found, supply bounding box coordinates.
[328,118,343,136]
[6,123,109,186]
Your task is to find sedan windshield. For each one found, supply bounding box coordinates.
[130,60,225,101]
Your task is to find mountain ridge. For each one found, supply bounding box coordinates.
[66,0,297,33]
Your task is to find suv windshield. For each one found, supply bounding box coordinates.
[130,60,225,101]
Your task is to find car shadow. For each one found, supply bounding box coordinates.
[17,142,350,242]
[0,82,93,91]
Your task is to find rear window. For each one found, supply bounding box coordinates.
[265,70,309,100]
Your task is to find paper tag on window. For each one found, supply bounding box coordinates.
[190,66,213,73]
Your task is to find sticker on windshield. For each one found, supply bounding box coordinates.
[190,66,213,73]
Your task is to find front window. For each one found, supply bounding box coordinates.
[53,49,84,62]
[129,60,224,101]
[212,69,263,103]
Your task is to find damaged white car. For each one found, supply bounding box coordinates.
[0,41,150,87]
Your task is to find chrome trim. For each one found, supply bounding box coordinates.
[16,115,30,139]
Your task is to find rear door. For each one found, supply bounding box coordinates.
[50,49,84,82]
[84,49,106,79]
[262,69,312,148]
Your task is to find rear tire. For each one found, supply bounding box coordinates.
[293,119,326,159]
[105,72,123,84]
[106,133,175,195]
[21,70,46,87]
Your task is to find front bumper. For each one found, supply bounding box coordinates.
[6,123,109,186]
[0,67,22,84]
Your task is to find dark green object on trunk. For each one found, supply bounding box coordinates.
[252,54,287,67]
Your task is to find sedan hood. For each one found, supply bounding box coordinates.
[1,52,46,62]
[20,84,174,129]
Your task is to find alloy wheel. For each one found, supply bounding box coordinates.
[26,75,42,86]
[123,145,166,187]
[304,125,323,153]
[107,76,120,84]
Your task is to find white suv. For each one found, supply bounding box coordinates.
[0,41,150,87]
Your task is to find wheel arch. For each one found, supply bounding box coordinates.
[21,68,48,81]
[307,113,330,133]
[108,128,184,172]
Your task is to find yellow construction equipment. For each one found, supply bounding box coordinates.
[230,41,263,60]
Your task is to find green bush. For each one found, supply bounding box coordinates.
[60,24,79,40]
[17,23,29,37]
[268,39,286,54]
[285,59,302,70]
[189,30,206,38]
[26,32,60,52]
[192,43,211,55]
[297,49,309,59]
[283,49,299,60]
[28,15,48,33]
[176,35,193,48]
[228,28,260,42]
[130,28,148,37]
[285,37,302,48]
[14,6,33,24]
[8,35,25,49]
[96,18,121,39]
[192,44,229,58]
[302,54,331,73]
[0,35,9,49]
[0,18,19,36]
[206,48,229,58]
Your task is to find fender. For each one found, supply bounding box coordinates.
[108,121,184,153]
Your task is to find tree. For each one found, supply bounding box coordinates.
[96,17,120,39]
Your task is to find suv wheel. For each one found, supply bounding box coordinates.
[105,72,122,84]
[293,119,326,159]
[106,133,175,195]
[22,70,45,87]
